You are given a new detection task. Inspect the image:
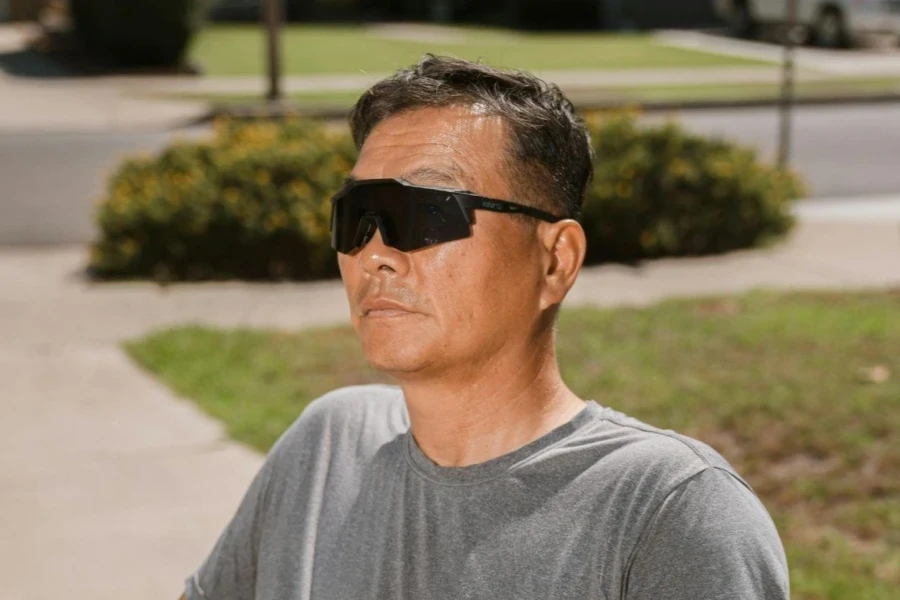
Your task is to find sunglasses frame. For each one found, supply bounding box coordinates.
[330,178,565,254]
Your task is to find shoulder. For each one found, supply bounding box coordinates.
[268,383,409,460]
[591,406,750,493]
[587,409,788,598]
[625,467,789,599]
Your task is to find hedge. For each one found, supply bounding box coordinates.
[70,0,210,67]
[89,113,804,281]
[582,111,803,262]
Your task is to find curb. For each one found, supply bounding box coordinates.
[197,92,900,123]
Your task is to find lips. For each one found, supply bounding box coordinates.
[360,297,417,317]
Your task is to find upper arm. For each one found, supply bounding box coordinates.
[623,468,789,600]
[182,456,276,600]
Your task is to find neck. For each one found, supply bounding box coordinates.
[397,337,585,468]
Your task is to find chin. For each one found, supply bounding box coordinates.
[360,334,437,375]
[355,314,431,367]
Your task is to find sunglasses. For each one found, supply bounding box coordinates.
[330,178,563,254]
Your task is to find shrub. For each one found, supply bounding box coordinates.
[583,111,803,263]
[70,0,210,67]
[90,113,804,281]
[90,119,356,280]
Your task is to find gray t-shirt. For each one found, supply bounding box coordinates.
[185,384,789,600]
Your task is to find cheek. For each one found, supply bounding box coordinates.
[337,254,350,277]
[422,247,471,321]
[425,238,535,331]
[338,256,363,323]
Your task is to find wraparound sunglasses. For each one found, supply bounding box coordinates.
[330,178,564,254]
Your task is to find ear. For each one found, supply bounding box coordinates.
[538,220,587,312]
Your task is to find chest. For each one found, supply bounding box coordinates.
[260,469,623,600]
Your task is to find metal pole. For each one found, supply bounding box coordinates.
[264,0,284,102]
[777,0,800,169]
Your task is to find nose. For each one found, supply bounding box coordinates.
[358,225,411,277]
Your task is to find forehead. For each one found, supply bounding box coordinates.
[352,106,512,193]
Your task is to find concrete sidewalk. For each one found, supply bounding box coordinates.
[0,25,208,133]
[123,65,800,96]
[1,215,899,600]
[657,30,900,76]
[0,64,831,133]
[7,62,899,133]
[1,63,802,133]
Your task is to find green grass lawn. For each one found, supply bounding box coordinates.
[128,290,900,599]
[189,25,769,76]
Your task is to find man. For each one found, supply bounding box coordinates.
[182,56,789,600]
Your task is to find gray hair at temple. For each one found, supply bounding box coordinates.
[348,55,594,221]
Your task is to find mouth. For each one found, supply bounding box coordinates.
[365,308,416,319]
[360,297,419,319]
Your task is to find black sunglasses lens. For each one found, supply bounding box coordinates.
[331,182,471,253]
[406,196,471,251]
[331,195,360,253]
[332,184,399,253]
[351,217,376,250]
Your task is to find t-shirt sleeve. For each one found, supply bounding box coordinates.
[184,456,276,600]
[623,467,789,600]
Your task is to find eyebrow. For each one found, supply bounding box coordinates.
[399,166,468,189]
[342,166,469,190]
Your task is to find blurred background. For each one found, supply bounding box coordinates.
[1,1,898,599]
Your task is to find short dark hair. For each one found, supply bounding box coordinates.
[349,55,594,221]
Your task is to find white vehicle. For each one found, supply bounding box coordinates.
[714,0,900,47]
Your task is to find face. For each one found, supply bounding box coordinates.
[338,106,581,379]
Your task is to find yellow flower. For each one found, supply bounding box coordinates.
[333,157,353,173]
[264,213,288,232]
[110,196,127,214]
[224,187,241,206]
[710,160,733,178]
[299,211,318,232]
[291,180,312,199]
[670,159,689,178]
[596,183,612,197]
[120,239,139,258]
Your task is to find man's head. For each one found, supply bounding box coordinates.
[336,55,593,380]
[349,55,593,220]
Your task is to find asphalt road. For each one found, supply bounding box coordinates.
[0,129,207,245]
[665,102,900,199]
[1,102,898,244]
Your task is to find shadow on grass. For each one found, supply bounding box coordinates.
[0,48,72,78]
[0,30,201,79]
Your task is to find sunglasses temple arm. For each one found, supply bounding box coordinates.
[457,197,564,223]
